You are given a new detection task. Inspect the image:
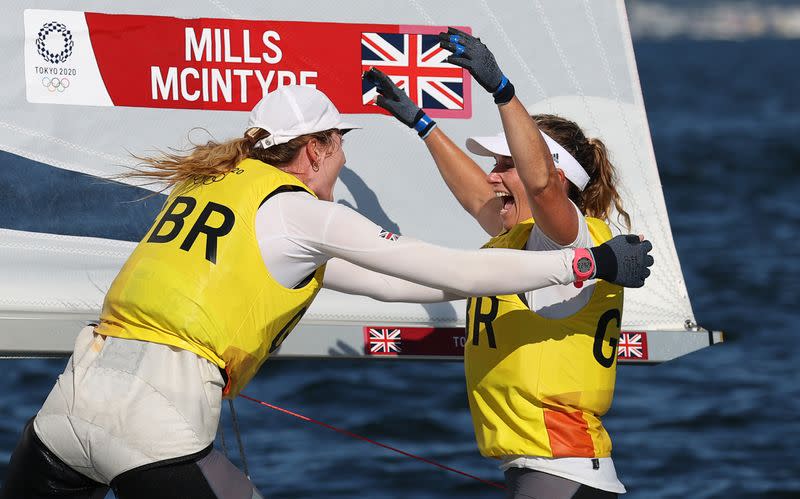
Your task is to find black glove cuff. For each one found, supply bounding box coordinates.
[590,243,618,282]
[493,79,515,105]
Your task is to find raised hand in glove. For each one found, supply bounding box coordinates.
[573,235,655,288]
[362,67,437,139]
[438,27,515,104]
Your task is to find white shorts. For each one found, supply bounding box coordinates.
[34,326,224,485]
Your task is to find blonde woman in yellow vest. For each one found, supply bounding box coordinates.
[366,28,650,499]
[2,86,652,499]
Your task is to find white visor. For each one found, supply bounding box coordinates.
[465,130,591,191]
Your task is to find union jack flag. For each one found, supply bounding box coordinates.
[617,332,648,360]
[366,328,403,355]
[379,229,399,241]
[361,32,465,111]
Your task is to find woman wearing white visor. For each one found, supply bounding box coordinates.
[1,85,651,499]
[365,27,639,499]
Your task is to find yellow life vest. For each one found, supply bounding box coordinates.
[96,158,325,398]
[465,218,623,458]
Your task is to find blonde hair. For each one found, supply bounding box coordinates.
[124,127,339,191]
[533,114,631,230]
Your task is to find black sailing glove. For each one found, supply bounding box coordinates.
[437,27,515,105]
[362,67,437,139]
[583,235,655,288]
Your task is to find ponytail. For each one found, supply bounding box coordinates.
[581,137,631,230]
[123,128,252,191]
[122,127,338,191]
[533,114,631,230]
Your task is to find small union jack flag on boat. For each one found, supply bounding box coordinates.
[365,328,403,355]
[617,332,649,360]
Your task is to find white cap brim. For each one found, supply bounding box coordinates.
[465,131,590,191]
[247,86,362,149]
[337,122,362,134]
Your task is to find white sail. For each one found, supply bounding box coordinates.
[0,0,720,362]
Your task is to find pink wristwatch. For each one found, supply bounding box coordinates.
[572,248,595,288]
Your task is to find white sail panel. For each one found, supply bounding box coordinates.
[1,0,702,358]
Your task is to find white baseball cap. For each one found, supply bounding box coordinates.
[247,86,361,149]
[465,130,591,191]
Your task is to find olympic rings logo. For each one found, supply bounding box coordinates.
[190,168,243,185]
[41,77,70,92]
[192,173,227,185]
[36,21,74,64]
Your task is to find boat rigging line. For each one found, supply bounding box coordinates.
[238,393,506,490]
[218,399,251,479]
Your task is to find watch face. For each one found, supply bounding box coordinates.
[577,257,593,274]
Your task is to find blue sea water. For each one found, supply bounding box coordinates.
[2,39,799,498]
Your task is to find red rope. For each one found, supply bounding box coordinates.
[238,393,506,490]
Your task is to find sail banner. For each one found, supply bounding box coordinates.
[23,9,471,118]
